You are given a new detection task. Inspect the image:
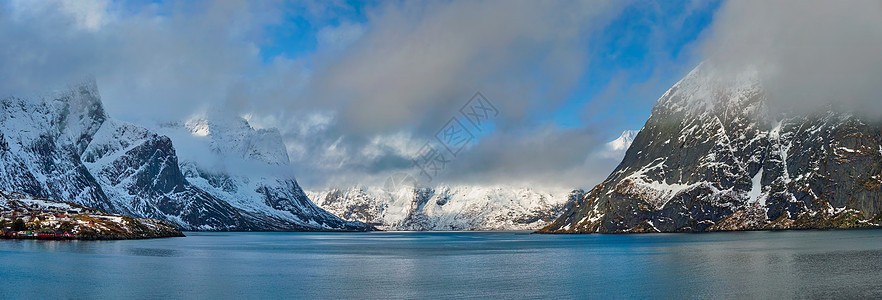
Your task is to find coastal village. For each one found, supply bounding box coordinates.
[0,191,184,240]
[0,202,100,239]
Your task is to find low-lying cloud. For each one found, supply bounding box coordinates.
[701,0,882,118]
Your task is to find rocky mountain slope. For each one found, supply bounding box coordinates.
[154,117,368,231]
[310,185,583,230]
[0,80,369,231]
[541,63,882,233]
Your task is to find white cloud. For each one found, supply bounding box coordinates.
[9,0,112,31]
[304,0,621,136]
[701,0,882,117]
[316,22,366,52]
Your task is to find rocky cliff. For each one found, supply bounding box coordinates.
[541,63,882,233]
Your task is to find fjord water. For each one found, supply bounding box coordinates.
[2,230,881,298]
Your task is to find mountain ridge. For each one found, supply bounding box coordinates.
[311,184,583,230]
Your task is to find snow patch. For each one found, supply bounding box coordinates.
[747,167,765,205]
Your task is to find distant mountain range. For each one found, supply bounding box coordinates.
[308,131,636,231]
[0,80,369,231]
[541,63,882,233]
[310,185,584,230]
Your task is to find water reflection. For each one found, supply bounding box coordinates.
[127,247,180,257]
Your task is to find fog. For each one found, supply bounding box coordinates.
[701,0,882,118]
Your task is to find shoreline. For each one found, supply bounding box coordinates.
[0,233,186,241]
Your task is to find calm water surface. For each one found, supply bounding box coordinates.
[2,230,882,299]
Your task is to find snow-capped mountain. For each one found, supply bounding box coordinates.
[180,117,290,165]
[310,185,583,230]
[154,117,366,231]
[0,80,369,231]
[607,130,638,152]
[0,80,113,212]
[307,130,638,231]
[603,130,639,158]
[541,63,882,233]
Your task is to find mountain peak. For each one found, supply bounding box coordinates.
[180,115,290,165]
[607,130,639,152]
[67,75,99,94]
[542,63,882,234]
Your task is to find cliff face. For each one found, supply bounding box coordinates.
[157,118,370,231]
[541,63,882,233]
[0,81,113,212]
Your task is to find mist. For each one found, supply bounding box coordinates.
[701,0,882,118]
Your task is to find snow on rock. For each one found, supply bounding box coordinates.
[541,62,882,233]
[155,117,368,231]
[607,130,639,152]
[0,80,369,231]
[747,167,765,205]
[308,129,647,231]
[600,130,640,160]
[181,116,290,165]
[0,190,183,239]
[310,185,582,231]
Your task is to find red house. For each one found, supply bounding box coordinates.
[36,229,58,238]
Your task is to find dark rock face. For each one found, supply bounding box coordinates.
[541,64,882,233]
[258,180,370,231]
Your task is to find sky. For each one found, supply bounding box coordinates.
[1,0,879,191]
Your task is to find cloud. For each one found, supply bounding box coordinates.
[303,0,621,136]
[0,0,702,191]
[273,0,646,190]
[8,0,113,31]
[701,0,882,117]
[316,22,366,52]
[0,0,298,122]
[435,126,621,190]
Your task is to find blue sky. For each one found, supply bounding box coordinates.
[556,0,720,130]
[4,0,881,189]
[259,1,375,62]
